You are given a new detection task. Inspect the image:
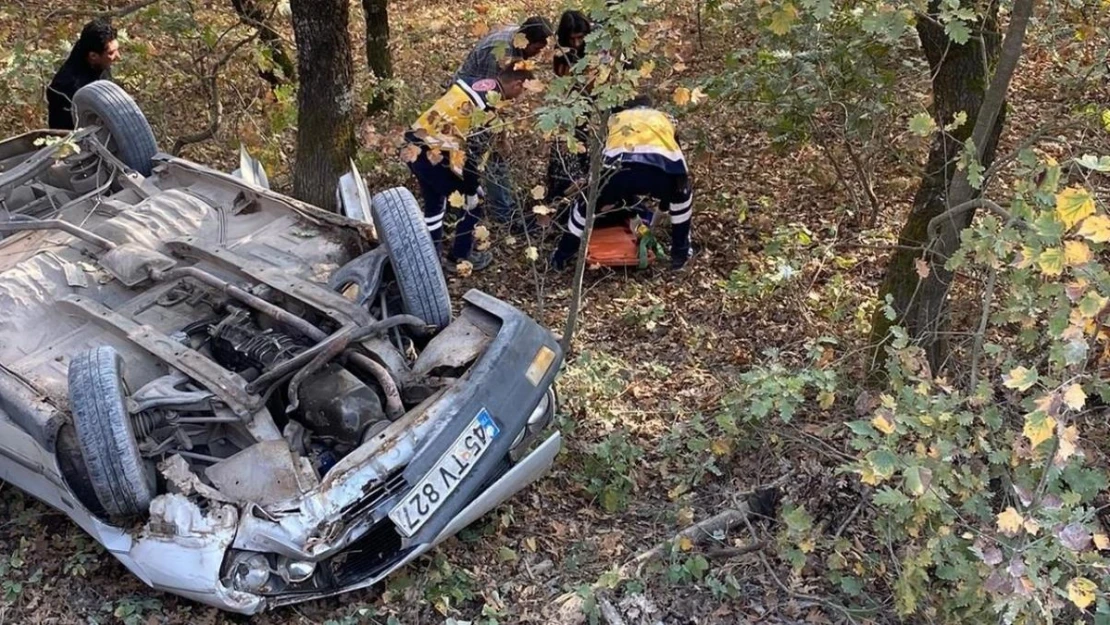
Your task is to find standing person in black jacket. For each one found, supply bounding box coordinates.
[46,19,121,130]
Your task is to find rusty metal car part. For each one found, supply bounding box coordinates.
[59,295,259,417]
[345,353,404,419]
[163,238,374,328]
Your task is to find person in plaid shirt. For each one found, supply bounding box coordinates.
[452,16,552,227]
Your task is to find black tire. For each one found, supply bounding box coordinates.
[72,81,158,176]
[370,187,452,330]
[67,346,155,518]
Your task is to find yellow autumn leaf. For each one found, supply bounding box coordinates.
[1056,186,1096,229]
[1077,214,1110,243]
[1063,384,1086,410]
[448,191,465,208]
[818,390,835,409]
[858,465,880,486]
[1094,533,1110,550]
[996,507,1024,536]
[710,438,732,456]
[449,149,467,173]
[1002,366,1038,391]
[677,507,694,527]
[532,204,553,216]
[1023,518,1041,535]
[769,1,799,35]
[512,32,529,49]
[454,260,473,277]
[1023,412,1057,449]
[1067,577,1097,610]
[639,60,655,78]
[531,185,546,200]
[871,413,896,435]
[1064,240,1093,266]
[673,87,691,107]
[690,87,708,105]
[1055,424,1080,466]
[1103,108,1110,132]
[677,535,694,551]
[524,536,537,552]
[1037,247,1064,276]
[524,246,538,262]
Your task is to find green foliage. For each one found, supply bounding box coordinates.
[580,430,644,512]
[733,153,1110,622]
[422,553,476,615]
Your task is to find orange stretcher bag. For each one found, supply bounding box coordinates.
[585,219,664,268]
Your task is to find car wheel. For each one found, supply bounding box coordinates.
[72,81,158,176]
[67,346,156,518]
[370,187,452,330]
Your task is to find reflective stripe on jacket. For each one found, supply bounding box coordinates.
[603,108,687,175]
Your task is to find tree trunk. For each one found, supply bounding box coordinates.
[868,0,1006,376]
[362,0,393,113]
[230,0,296,86]
[289,0,356,211]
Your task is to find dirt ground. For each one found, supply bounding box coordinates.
[0,1,1105,623]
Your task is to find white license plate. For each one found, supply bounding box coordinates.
[389,409,500,537]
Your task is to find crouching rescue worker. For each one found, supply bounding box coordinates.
[551,96,695,271]
[403,65,534,271]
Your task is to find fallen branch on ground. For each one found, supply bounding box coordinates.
[550,479,785,625]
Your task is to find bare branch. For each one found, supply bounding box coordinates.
[48,0,161,19]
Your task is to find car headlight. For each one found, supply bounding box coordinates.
[228,552,273,594]
[277,557,316,583]
[512,389,556,452]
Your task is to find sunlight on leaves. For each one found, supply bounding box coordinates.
[1055,186,1095,229]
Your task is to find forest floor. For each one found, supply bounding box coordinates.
[0,0,1106,624]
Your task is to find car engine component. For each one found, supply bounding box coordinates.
[209,308,305,373]
[296,364,387,451]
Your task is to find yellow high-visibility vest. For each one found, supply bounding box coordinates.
[410,80,492,153]
[603,108,687,175]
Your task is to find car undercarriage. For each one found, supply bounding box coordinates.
[0,81,563,613]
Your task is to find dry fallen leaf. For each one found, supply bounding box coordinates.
[1067,577,1096,610]
[915,258,930,279]
[448,191,465,208]
[531,185,546,200]
[673,87,691,106]
[996,507,1023,536]
[454,260,473,277]
[400,143,421,163]
[524,246,538,262]
[474,224,490,241]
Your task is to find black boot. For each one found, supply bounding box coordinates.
[551,233,581,271]
[670,221,692,270]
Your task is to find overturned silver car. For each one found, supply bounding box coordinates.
[0,82,562,613]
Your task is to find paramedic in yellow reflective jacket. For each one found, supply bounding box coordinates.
[403,65,534,271]
[551,95,695,270]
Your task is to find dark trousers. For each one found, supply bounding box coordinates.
[407,150,482,260]
[554,164,692,264]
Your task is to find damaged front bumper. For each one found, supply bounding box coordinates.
[0,290,563,614]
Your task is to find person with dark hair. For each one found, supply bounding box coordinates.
[403,65,535,272]
[551,97,696,271]
[553,10,591,77]
[453,16,552,226]
[546,10,593,219]
[455,16,553,83]
[46,19,120,130]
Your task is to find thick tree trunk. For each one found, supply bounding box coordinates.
[868,1,1006,376]
[230,0,296,86]
[289,0,356,211]
[362,0,393,113]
